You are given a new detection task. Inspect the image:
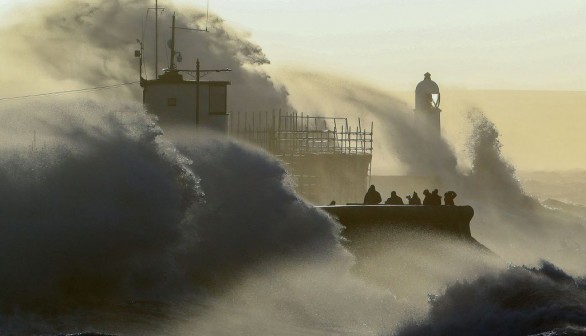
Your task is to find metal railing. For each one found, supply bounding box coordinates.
[231,110,373,156]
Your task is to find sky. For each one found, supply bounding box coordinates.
[177,0,586,171]
[3,0,584,90]
[1,0,585,171]
[188,0,586,91]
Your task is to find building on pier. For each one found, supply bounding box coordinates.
[231,111,373,204]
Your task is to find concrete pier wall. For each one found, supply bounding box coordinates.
[317,205,474,239]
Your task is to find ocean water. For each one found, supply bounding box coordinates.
[0,1,585,335]
[0,99,583,336]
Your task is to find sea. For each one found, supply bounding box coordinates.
[0,1,585,335]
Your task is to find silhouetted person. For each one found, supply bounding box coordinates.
[364,185,382,205]
[329,200,336,206]
[385,191,404,205]
[422,189,431,205]
[444,191,457,206]
[431,189,442,205]
[407,191,421,205]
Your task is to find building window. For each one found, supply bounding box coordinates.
[167,97,177,107]
[209,85,227,115]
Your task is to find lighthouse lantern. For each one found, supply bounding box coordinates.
[414,72,441,135]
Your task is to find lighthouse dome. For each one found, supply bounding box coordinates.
[415,72,440,110]
[416,72,440,94]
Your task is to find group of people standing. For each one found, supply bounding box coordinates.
[363,185,457,206]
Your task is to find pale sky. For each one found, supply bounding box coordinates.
[184,0,586,171]
[191,0,586,91]
[1,0,585,171]
[3,0,585,90]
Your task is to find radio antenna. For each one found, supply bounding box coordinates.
[205,0,210,31]
[155,0,159,78]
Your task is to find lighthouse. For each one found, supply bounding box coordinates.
[414,72,441,136]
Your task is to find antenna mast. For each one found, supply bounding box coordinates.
[206,0,210,31]
[155,0,159,78]
[170,13,177,70]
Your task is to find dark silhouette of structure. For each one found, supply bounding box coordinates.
[444,191,457,206]
[232,111,373,204]
[407,192,422,205]
[364,185,382,205]
[414,72,441,136]
[319,205,476,240]
[136,9,372,206]
[139,13,232,132]
[385,191,404,205]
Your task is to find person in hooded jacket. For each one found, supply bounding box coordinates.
[364,185,382,205]
[385,191,404,205]
[444,191,457,206]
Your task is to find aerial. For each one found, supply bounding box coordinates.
[0,0,585,335]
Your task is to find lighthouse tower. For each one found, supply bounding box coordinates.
[414,72,441,136]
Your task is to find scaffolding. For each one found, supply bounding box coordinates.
[230,110,374,204]
[230,110,373,156]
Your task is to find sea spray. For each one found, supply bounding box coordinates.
[276,69,459,176]
[171,131,347,287]
[277,70,586,275]
[0,0,584,335]
[0,100,197,310]
[465,109,531,207]
[393,261,586,336]
[464,112,586,275]
[0,100,408,335]
[0,0,288,111]
[167,258,405,335]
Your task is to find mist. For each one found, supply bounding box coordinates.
[276,69,586,275]
[0,0,585,335]
[0,99,374,334]
[0,0,289,111]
